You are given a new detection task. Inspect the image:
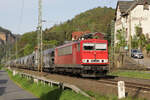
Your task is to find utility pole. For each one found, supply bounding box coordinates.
[109,20,115,71]
[37,0,43,72]
[15,37,18,59]
[129,12,132,57]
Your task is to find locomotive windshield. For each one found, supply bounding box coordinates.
[83,43,107,51]
[83,43,95,50]
[95,43,107,50]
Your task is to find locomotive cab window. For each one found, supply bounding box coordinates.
[83,43,94,50]
[95,43,107,50]
[83,43,107,51]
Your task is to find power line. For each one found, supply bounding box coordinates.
[15,0,25,60]
[18,0,25,32]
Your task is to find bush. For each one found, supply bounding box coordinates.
[146,44,150,56]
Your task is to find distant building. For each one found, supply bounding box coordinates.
[115,0,150,45]
[72,31,90,40]
[80,32,105,40]
[72,31,104,40]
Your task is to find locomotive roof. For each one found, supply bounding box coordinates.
[56,39,107,49]
[56,41,80,49]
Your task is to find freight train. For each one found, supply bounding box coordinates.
[6,39,109,77]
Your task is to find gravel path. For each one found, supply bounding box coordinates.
[0,70,39,100]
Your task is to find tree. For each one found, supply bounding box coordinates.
[131,35,138,49]
[116,29,126,52]
[146,44,150,56]
[135,26,146,50]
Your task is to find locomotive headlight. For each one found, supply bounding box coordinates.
[105,59,108,63]
[82,59,86,63]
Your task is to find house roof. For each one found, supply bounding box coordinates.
[117,1,135,13]
[137,0,150,4]
[117,0,150,15]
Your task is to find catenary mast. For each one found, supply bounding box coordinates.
[37,0,43,72]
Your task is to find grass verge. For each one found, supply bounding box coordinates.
[86,91,146,100]
[0,64,3,70]
[109,70,150,80]
[6,69,147,100]
[6,69,90,100]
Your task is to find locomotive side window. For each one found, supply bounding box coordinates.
[58,46,72,56]
[95,43,107,50]
[83,43,94,50]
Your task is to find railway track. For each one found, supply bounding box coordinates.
[98,79,150,92]
[10,68,150,99]
[119,67,150,71]
[13,67,150,92]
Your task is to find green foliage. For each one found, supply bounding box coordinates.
[11,7,115,58]
[43,40,58,49]
[135,26,142,37]
[15,31,37,57]
[131,35,138,49]
[86,90,146,100]
[0,65,3,70]
[109,70,150,80]
[43,7,115,42]
[7,69,146,100]
[133,26,146,50]
[146,44,150,54]
[138,34,146,50]
[7,70,90,100]
[106,24,112,45]
[116,29,127,51]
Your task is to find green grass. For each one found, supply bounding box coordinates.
[86,91,146,100]
[0,64,3,70]
[7,70,90,100]
[6,69,147,100]
[109,70,150,80]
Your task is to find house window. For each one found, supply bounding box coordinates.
[144,2,149,10]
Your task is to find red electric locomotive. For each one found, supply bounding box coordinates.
[55,39,108,77]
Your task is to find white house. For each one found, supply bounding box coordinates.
[115,0,150,46]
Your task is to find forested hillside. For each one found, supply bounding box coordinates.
[15,7,115,57]
[0,27,16,62]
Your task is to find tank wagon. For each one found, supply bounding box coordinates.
[6,39,109,77]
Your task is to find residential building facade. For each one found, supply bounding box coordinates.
[115,0,150,46]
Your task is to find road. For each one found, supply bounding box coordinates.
[0,70,39,100]
[133,56,150,68]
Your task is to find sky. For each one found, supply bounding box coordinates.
[0,0,118,34]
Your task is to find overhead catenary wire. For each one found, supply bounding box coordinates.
[15,0,25,60]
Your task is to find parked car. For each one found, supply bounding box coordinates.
[131,49,144,59]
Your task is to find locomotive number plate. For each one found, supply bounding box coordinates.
[91,60,99,62]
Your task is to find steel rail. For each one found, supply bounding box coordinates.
[98,79,150,91]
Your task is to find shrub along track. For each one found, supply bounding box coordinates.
[12,68,150,100]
